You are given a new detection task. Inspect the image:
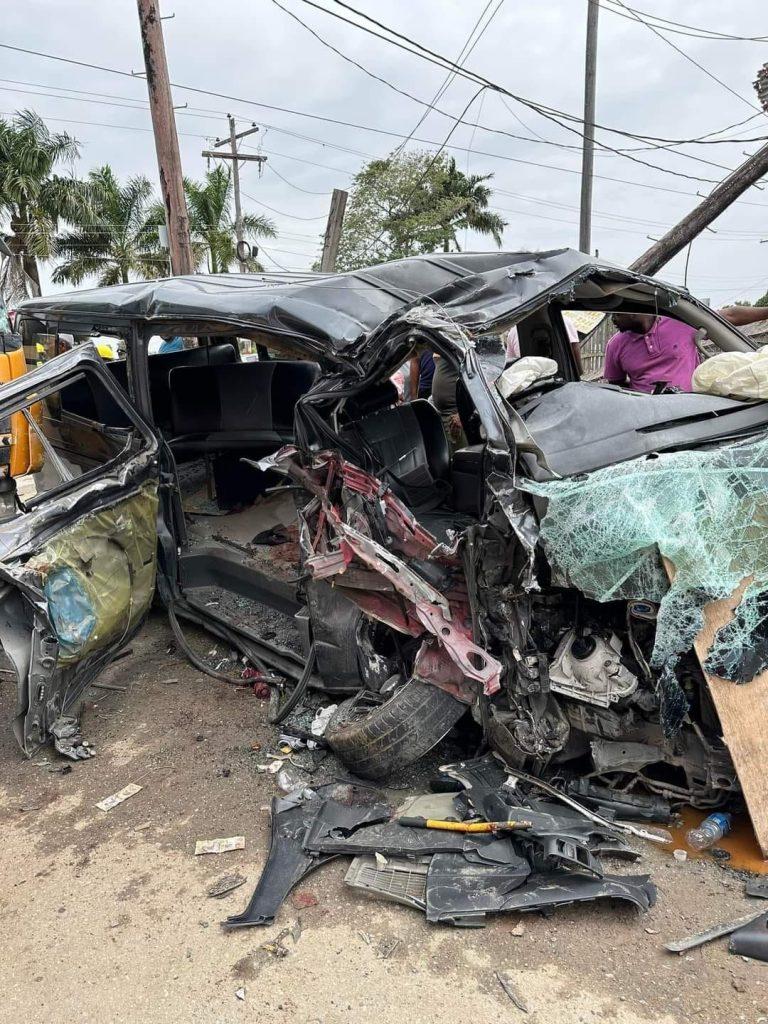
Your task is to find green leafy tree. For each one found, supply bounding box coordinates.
[53,166,165,287]
[433,157,506,252]
[336,150,506,271]
[183,165,276,273]
[0,110,92,298]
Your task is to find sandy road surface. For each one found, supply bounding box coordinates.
[0,613,765,1024]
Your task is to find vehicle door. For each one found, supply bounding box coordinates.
[0,344,162,756]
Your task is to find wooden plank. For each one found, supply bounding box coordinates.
[665,561,768,857]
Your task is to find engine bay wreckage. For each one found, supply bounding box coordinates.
[12,248,768,859]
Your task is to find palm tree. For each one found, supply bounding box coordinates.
[52,166,165,287]
[183,165,276,273]
[0,110,92,298]
[434,158,506,252]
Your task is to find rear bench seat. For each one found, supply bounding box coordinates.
[168,359,320,507]
[62,342,239,431]
[168,359,321,456]
[112,342,239,432]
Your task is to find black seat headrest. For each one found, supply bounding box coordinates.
[344,380,398,420]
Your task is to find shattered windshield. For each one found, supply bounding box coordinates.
[522,433,768,686]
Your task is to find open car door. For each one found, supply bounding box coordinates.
[0,344,161,758]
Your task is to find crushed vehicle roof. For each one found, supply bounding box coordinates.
[17,248,685,351]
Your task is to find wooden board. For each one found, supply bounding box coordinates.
[665,562,768,857]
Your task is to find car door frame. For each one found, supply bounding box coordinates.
[0,343,163,755]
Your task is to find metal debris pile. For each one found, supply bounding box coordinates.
[223,755,662,931]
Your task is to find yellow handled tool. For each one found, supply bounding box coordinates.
[397,816,532,833]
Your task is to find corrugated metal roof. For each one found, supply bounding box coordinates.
[563,309,606,333]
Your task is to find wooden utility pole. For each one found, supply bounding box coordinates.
[203,120,265,272]
[633,64,768,277]
[136,0,194,276]
[320,189,348,272]
[229,116,246,272]
[631,143,768,277]
[579,0,600,255]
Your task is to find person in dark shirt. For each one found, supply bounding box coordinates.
[408,351,435,399]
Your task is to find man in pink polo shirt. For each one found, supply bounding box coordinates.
[604,313,699,393]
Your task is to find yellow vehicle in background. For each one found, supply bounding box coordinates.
[0,331,43,480]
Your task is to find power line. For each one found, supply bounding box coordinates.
[0,107,209,139]
[256,242,312,272]
[276,0,738,183]
[3,104,766,223]
[266,163,333,195]
[8,73,758,176]
[607,0,765,115]
[297,0,763,149]
[258,147,355,176]
[392,0,501,158]
[2,40,767,246]
[240,190,327,220]
[0,78,377,160]
[5,101,767,215]
[261,133,766,206]
[494,188,768,237]
[601,2,768,43]
[0,101,363,184]
[1,37,765,190]
[358,86,486,260]
[1,35,762,157]
[494,201,765,242]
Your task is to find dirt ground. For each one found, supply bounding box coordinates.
[0,611,766,1024]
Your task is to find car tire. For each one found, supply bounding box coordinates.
[325,679,466,780]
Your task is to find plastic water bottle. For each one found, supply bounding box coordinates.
[686,812,732,851]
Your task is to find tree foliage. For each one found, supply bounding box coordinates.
[336,150,506,271]
[53,165,165,287]
[183,165,276,273]
[0,110,92,298]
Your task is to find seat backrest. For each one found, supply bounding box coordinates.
[101,343,238,430]
[270,361,322,433]
[150,343,237,430]
[344,380,399,420]
[169,359,320,438]
[349,399,451,511]
[106,358,129,393]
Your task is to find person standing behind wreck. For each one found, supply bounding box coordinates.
[604,314,699,393]
[719,304,768,328]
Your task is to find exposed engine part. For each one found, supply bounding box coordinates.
[565,778,674,824]
[485,694,570,765]
[628,600,658,621]
[591,739,664,774]
[589,731,739,808]
[549,630,638,708]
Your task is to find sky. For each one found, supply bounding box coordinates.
[2,0,768,304]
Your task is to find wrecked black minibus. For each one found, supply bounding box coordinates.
[9,249,768,813]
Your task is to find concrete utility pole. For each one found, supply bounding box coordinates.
[203,120,266,272]
[632,63,768,276]
[136,0,194,276]
[579,0,600,255]
[320,189,348,272]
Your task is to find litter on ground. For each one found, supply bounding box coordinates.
[96,783,143,812]
[194,836,246,856]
